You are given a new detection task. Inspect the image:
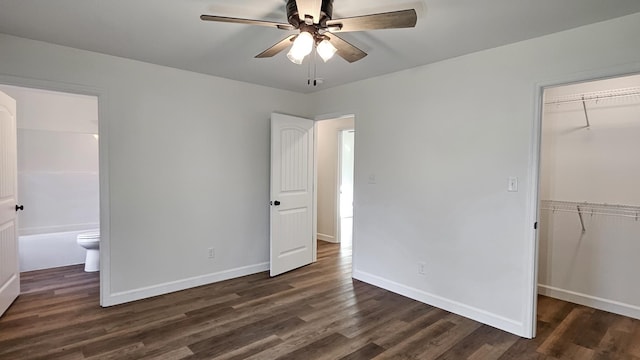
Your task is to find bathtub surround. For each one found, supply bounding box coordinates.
[0,11,639,337]
[18,230,87,271]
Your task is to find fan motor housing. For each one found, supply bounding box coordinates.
[286,0,334,27]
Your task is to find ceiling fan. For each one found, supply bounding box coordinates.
[200,0,418,64]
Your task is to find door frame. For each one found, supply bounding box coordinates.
[525,63,640,338]
[0,74,110,307]
[336,128,354,245]
[314,113,356,262]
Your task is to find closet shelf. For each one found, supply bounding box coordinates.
[544,86,640,105]
[540,200,640,220]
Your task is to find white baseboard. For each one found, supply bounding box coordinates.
[103,262,269,307]
[538,284,640,320]
[317,233,337,243]
[353,269,526,337]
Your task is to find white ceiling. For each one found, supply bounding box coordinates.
[1,0,639,94]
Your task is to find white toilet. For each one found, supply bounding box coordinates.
[77,230,100,272]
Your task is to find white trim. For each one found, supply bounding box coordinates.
[354,269,525,336]
[526,62,640,337]
[335,129,343,245]
[97,90,110,308]
[335,126,354,244]
[314,113,355,122]
[317,233,337,243]
[0,74,110,308]
[312,120,318,262]
[103,262,269,306]
[522,83,544,339]
[538,285,640,320]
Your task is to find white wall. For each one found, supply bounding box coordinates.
[310,13,640,336]
[0,85,100,235]
[316,116,354,242]
[0,33,311,305]
[538,75,640,318]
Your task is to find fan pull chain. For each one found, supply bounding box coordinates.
[306,47,319,86]
[313,51,318,86]
[307,54,311,86]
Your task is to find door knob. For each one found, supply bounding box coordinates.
[273,200,281,206]
[15,205,24,211]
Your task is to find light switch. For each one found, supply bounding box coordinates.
[508,176,518,192]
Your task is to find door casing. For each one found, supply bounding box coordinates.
[0,75,110,307]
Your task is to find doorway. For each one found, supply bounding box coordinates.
[338,129,354,249]
[0,84,101,293]
[316,116,355,254]
[535,73,640,327]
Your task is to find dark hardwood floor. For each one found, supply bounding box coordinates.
[1,242,639,359]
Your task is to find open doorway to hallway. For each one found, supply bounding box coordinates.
[316,116,354,256]
[338,129,354,250]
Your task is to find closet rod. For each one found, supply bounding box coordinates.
[544,87,640,105]
[576,205,586,232]
[581,96,590,128]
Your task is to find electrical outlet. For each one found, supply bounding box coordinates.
[208,247,215,259]
[418,262,426,276]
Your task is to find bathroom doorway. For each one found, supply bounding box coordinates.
[0,84,101,292]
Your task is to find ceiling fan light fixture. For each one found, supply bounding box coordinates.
[287,31,314,64]
[316,39,337,62]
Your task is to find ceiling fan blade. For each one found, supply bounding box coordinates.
[295,0,322,24]
[326,34,367,63]
[255,35,296,58]
[200,15,294,30]
[326,9,417,32]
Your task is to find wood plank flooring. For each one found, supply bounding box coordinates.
[1,242,640,359]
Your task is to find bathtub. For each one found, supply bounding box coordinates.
[19,229,98,272]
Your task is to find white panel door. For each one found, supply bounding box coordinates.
[270,113,314,276]
[0,90,19,318]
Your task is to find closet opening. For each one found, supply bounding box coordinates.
[536,73,640,330]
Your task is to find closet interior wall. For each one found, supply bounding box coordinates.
[538,74,640,319]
